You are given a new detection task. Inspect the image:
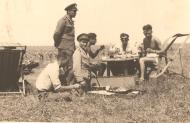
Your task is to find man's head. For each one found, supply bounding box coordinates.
[65,3,78,18]
[88,33,97,45]
[77,33,89,50]
[143,24,152,38]
[120,33,129,45]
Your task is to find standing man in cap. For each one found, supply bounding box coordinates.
[53,3,78,85]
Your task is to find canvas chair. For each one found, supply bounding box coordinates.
[145,33,190,79]
[0,42,26,95]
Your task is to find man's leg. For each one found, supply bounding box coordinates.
[75,76,90,94]
[90,63,106,77]
[139,57,157,80]
[65,55,74,85]
[97,63,106,76]
[58,49,73,86]
[66,69,75,85]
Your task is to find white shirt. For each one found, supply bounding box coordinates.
[116,41,139,54]
[115,42,131,53]
[36,61,61,91]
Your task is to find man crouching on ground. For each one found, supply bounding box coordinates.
[35,55,80,92]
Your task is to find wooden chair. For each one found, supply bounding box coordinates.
[0,42,26,95]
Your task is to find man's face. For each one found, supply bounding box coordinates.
[79,39,88,50]
[143,29,152,38]
[120,36,129,45]
[89,38,97,45]
[68,10,77,18]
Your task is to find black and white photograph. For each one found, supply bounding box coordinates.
[0,0,190,122]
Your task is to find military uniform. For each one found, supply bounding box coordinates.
[55,15,75,51]
[54,14,75,69]
[54,3,77,65]
[53,3,77,85]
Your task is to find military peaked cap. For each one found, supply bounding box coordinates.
[65,3,78,11]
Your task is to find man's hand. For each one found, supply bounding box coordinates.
[156,50,165,55]
[90,72,97,78]
[73,84,81,89]
[146,48,163,54]
[126,50,132,54]
[146,48,154,53]
[83,63,94,70]
[99,45,105,51]
[59,67,66,76]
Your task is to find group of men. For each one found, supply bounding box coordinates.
[36,3,162,92]
[36,3,106,92]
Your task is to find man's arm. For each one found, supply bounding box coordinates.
[53,19,66,47]
[156,38,162,51]
[48,63,81,92]
[146,37,162,54]
[138,42,146,57]
[88,45,105,58]
[54,84,81,92]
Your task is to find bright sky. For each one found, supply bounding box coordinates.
[0,0,190,46]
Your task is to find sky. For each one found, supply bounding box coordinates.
[0,0,190,46]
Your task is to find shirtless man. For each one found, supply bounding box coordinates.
[139,24,162,81]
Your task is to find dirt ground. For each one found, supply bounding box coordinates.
[0,45,190,122]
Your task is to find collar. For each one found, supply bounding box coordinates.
[78,47,89,58]
[65,14,74,23]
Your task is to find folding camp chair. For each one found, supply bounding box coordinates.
[145,33,190,79]
[0,42,26,95]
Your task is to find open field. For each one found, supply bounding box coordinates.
[0,45,190,122]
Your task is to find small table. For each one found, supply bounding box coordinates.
[101,55,139,77]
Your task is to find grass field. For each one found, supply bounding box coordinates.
[0,45,190,122]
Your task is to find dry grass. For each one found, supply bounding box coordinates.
[0,45,190,122]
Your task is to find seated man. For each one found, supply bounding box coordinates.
[73,33,93,91]
[86,33,106,76]
[110,33,137,76]
[139,24,162,81]
[117,33,132,54]
[35,55,80,92]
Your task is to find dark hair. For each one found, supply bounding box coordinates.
[120,33,129,38]
[143,24,152,31]
[88,33,97,39]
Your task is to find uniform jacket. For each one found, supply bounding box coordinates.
[54,15,75,52]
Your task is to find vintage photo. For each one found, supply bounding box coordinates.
[0,0,190,122]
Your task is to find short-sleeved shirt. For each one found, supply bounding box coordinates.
[36,61,61,91]
[54,15,75,52]
[73,47,90,82]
